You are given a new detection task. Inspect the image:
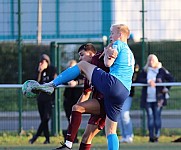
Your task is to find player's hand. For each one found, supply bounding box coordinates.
[105,47,118,59]
[68,80,78,87]
[99,51,105,59]
[99,43,113,59]
[108,47,118,59]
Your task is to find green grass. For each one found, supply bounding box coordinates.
[0,135,181,150]
[1,144,181,150]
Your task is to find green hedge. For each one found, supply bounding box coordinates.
[0,42,50,83]
[0,41,181,84]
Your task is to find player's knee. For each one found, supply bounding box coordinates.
[78,61,88,70]
[72,104,79,111]
[72,104,84,112]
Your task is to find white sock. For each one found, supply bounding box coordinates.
[65,140,73,148]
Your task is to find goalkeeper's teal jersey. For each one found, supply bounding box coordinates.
[109,40,135,91]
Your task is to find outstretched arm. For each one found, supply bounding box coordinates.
[104,46,118,67]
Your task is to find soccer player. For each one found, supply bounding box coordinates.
[34,24,135,150]
[55,43,109,150]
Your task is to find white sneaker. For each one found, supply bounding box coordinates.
[32,83,55,95]
[120,138,126,143]
[125,136,133,143]
[120,136,133,143]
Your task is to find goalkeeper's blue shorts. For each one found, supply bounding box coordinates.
[92,67,129,122]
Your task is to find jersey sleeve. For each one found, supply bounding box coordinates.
[112,40,123,53]
[83,78,92,94]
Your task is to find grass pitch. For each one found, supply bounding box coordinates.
[0,135,181,150]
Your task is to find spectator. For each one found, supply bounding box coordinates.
[62,60,84,143]
[119,64,140,143]
[29,54,57,144]
[138,54,174,142]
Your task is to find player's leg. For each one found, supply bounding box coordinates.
[79,124,101,150]
[65,99,101,143]
[63,98,73,142]
[53,61,96,86]
[118,111,126,142]
[72,98,102,114]
[105,116,119,150]
[53,99,101,150]
[33,61,96,94]
[101,77,129,150]
[79,112,106,150]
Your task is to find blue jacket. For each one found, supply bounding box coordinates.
[138,67,174,108]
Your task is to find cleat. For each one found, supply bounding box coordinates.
[52,143,72,150]
[32,84,54,95]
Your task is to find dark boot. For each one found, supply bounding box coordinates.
[149,137,155,143]
[172,137,181,142]
[43,139,50,144]
[29,135,37,144]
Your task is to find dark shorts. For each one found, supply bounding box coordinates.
[88,114,106,130]
[88,97,106,130]
[92,67,129,122]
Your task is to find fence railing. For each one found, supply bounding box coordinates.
[0,82,181,136]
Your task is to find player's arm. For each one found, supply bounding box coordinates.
[77,78,92,103]
[77,90,91,103]
[104,46,118,67]
[53,73,57,79]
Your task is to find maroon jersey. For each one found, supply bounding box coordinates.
[83,52,109,100]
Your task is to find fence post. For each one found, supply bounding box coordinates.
[17,0,23,134]
[50,41,58,136]
[57,44,61,133]
[141,0,147,136]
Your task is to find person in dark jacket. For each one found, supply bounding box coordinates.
[63,59,84,143]
[29,54,57,144]
[138,54,174,142]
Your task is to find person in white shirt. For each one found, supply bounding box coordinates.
[138,54,174,142]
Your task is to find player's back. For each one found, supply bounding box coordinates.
[91,51,109,73]
[91,51,109,99]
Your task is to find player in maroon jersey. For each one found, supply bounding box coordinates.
[53,43,109,150]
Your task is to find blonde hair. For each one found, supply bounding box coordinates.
[111,24,130,39]
[67,60,77,68]
[144,54,160,72]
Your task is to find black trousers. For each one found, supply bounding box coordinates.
[36,100,52,141]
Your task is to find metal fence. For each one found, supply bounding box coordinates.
[0,0,181,137]
[0,0,181,42]
[0,83,181,136]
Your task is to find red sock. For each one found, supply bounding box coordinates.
[66,111,82,142]
[79,142,91,150]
